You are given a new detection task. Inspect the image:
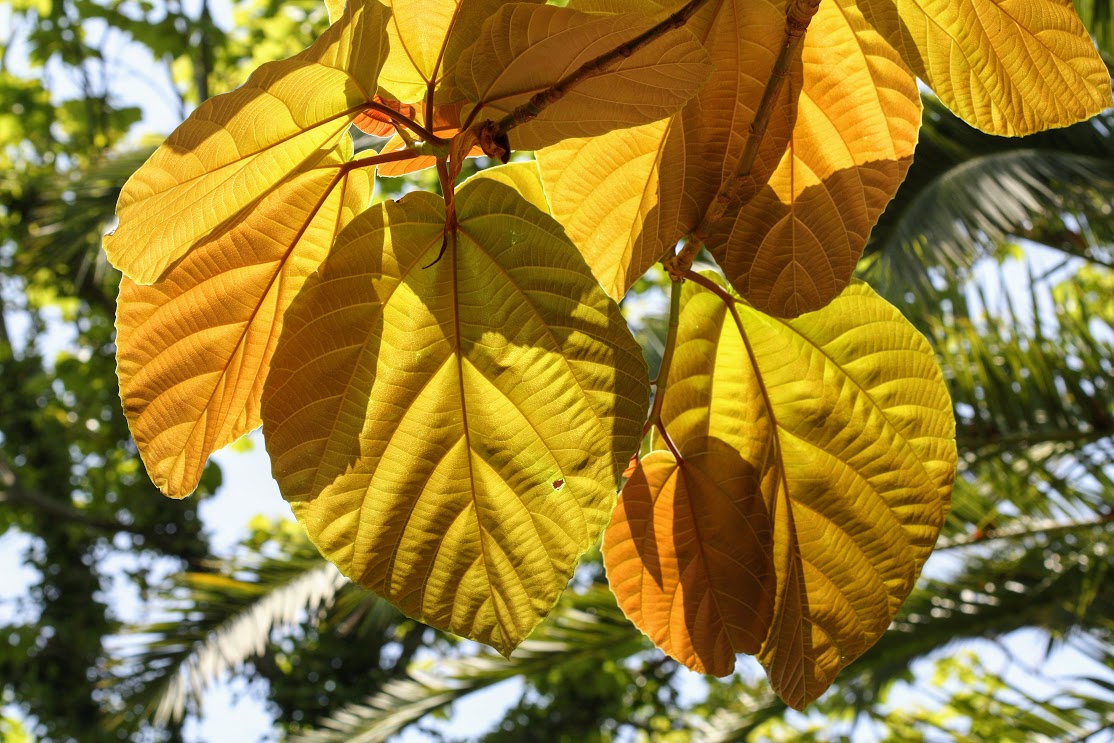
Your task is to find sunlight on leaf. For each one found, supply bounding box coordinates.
[458,3,713,150]
[103,0,388,284]
[707,0,921,318]
[376,0,541,105]
[607,274,956,708]
[537,0,791,299]
[862,0,1112,135]
[604,448,775,675]
[261,178,649,655]
[115,140,371,498]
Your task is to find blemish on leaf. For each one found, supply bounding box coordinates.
[551,479,564,491]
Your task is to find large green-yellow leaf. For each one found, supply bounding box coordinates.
[537,0,792,300]
[103,0,388,284]
[457,3,713,151]
[706,0,921,318]
[376,0,542,105]
[115,139,371,499]
[861,0,1112,135]
[260,178,649,655]
[611,275,955,708]
[604,448,775,676]
[462,160,551,215]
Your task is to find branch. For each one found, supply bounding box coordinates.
[0,456,140,534]
[643,275,682,438]
[473,0,713,146]
[667,0,821,280]
[363,100,446,145]
[341,146,423,172]
[935,513,1114,551]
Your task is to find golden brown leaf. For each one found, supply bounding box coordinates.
[457,3,713,150]
[604,449,775,675]
[115,140,371,498]
[104,0,389,284]
[706,0,921,317]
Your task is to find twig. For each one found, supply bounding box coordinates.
[363,99,447,145]
[341,147,422,172]
[471,0,713,148]
[667,0,821,281]
[935,513,1114,551]
[643,276,683,438]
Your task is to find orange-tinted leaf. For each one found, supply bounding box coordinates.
[706,0,921,317]
[604,449,775,675]
[104,0,389,283]
[537,0,793,299]
[115,140,371,497]
[457,3,713,150]
[352,96,419,137]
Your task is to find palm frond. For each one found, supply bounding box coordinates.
[105,554,348,728]
[860,99,1114,302]
[289,588,645,743]
[3,149,151,312]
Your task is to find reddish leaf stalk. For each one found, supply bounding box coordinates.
[643,276,683,434]
[341,147,422,172]
[363,98,447,145]
[667,0,822,281]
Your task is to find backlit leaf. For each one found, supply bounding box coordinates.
[115,139,371,498]
[457,3,713,150]
[538,117,680,301]
[261,178,649,655]
[537,0,792,299]
[103,0,388,284]
[604,448,775,676]
[626,275,955,708]
[462,160,551,215]
[706,0,921,318]
[862,0,1112,135]
[376,0,541,105]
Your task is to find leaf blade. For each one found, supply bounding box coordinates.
[707,0,922,317]
[261,178,649,655]
[103,0,389,283]
[864,0,1113,135]
[458,3,713,150]
[115,141,371,497]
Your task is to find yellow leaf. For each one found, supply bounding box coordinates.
[261,178,649,655]
[115,139,371,498]
[706,0,921,318]
[604,448,775,676]
[377,0,542,105]
[861,0,1112,135]
[462,161,551,215]
[538,117,681,301]
[457,3,713,150]
[653,274,955,708]
[324,0,345,23]
[103,0,389,284]
[537,0,792,299]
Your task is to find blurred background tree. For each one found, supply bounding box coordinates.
[1,0,1112,741]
